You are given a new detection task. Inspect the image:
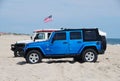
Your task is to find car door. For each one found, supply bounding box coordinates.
[47,32,69,55]
[69,31,83,54]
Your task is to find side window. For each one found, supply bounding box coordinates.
[54,32,66,40]
[84,30,97,41]
[70,32,81,40]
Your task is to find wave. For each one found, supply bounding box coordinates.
[107,38,120,45]
[107,44,120,46]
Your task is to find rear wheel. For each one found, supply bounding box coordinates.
[82,49,97,62]
[26,50,42,64]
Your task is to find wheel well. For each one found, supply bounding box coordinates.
[81,46,98,54]
[24,48,44,58]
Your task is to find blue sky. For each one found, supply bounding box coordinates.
[0,0,120,38]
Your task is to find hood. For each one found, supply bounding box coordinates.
[26,40,48,47]
[16,39,47,44]
[16,40,33,44]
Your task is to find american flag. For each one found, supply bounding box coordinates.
[44,15,52,23]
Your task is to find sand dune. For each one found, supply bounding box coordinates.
[0,35,120,81]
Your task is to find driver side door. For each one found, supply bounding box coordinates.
[48,32,69,55]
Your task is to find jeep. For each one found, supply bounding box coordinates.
[11,29,58,57]
[23,28,107,64]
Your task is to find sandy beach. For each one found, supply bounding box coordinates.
[0,35,120,81]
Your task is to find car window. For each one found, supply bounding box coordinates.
[54,32,66,40]
[84,30,98,41]
[70,32,81,40]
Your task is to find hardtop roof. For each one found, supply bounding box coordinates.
[55,28,98,32]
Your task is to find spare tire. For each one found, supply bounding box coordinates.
[101,36,107,51]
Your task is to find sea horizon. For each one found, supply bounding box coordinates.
[107,38,120,45]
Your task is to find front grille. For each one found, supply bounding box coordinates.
[15,43,25,48]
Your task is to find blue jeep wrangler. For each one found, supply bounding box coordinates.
[23,28,106,64]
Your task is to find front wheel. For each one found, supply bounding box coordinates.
[82,49,98,62]
[26,50,42,64]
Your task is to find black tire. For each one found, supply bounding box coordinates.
[82,49,98,62]
[26,50,42,64]
[101,36,107,50]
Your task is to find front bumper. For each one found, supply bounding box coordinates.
[11,43,25,52]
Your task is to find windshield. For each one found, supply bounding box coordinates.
[31,32,45,40]
[36,33,45,39]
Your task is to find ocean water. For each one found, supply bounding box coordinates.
[107,38,120,45]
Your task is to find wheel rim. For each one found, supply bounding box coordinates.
[85,52,95,62]
[29,53,39,63]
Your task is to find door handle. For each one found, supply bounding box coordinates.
[63,42,68,44]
